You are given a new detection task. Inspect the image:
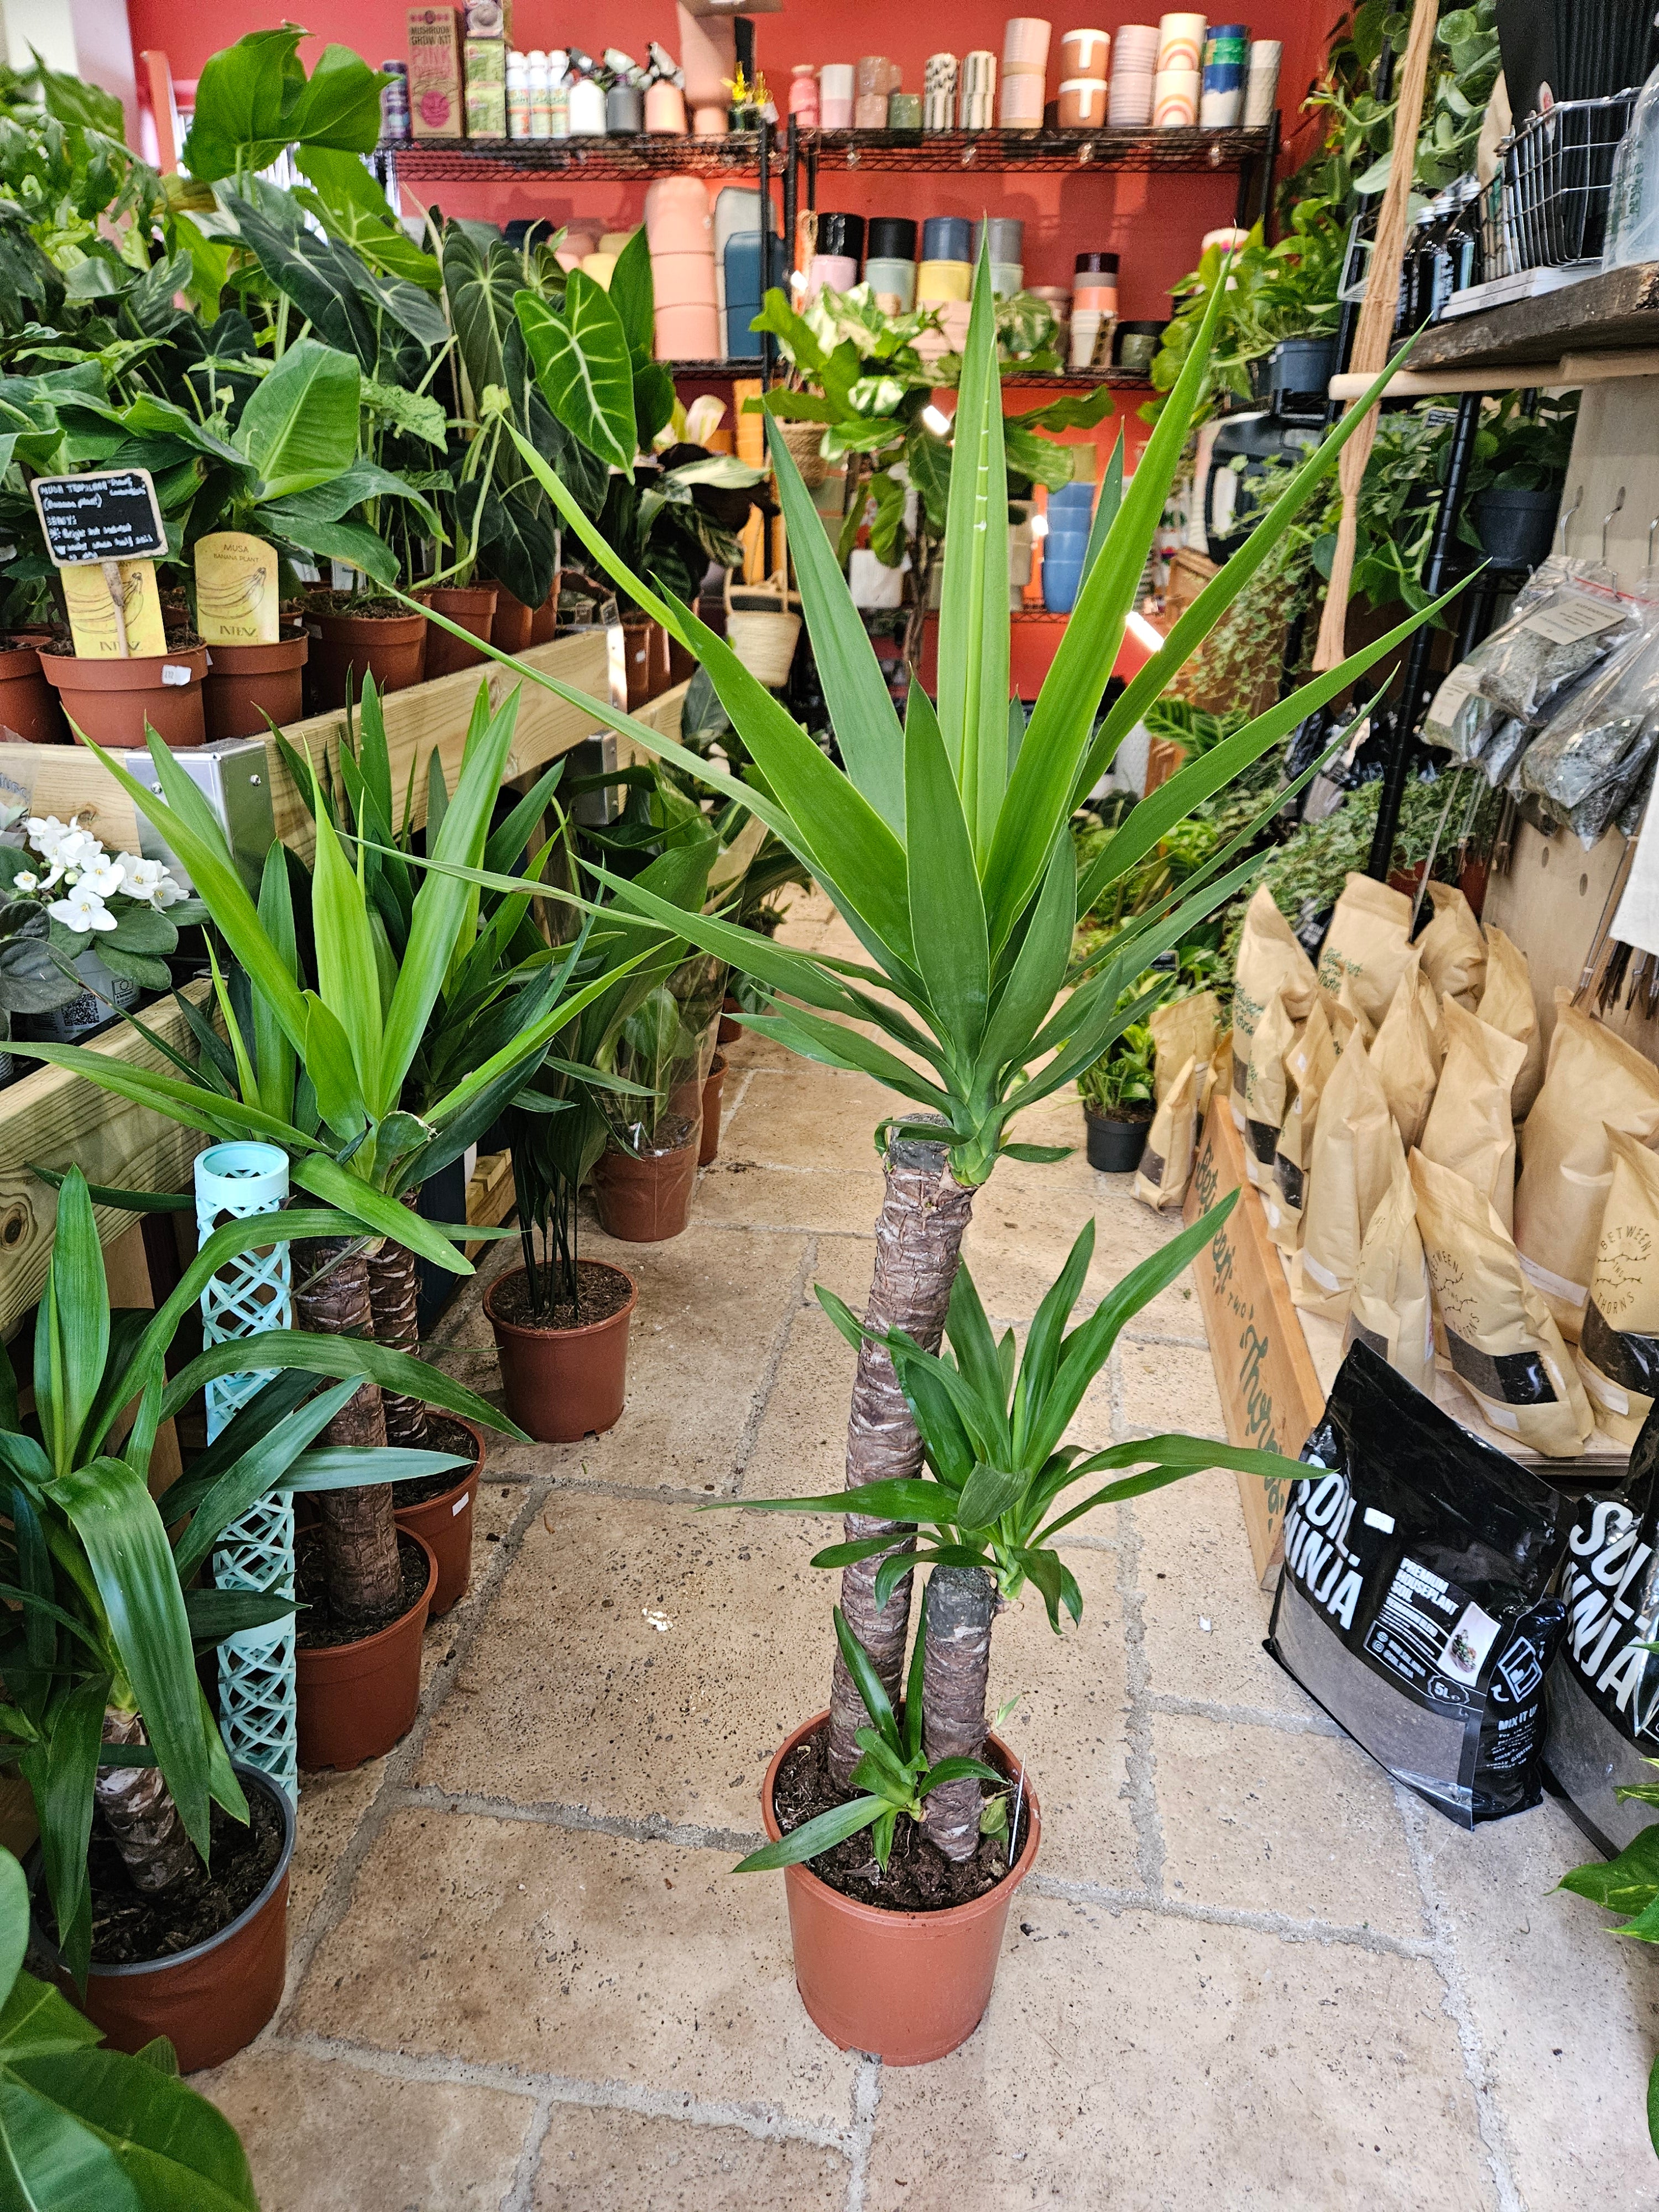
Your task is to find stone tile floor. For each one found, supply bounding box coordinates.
[204,892,1659,2209]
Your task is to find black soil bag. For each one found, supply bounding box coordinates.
[1544,1402,1659,1855]
[1268,1340,1570,1827]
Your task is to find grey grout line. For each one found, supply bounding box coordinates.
[726,1234,819,1498]
[272,2030,858,2156]
[1144,1692,1343,1738]
[843,2056,883,2212]
[1394,1789,1525,2212]
[1119,1327,1211,1350]
[1108,1337,1166,1896]
[499,2091,558,2212]
[1026,1874,1436,1960]
[278,1474,557,2017]
[397,1782,762,1855]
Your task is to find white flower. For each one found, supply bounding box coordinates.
[25,815,74,861]
[117,854,184,909]
[49,885,117,934]
[12,872,36,894]
[77,856,126,901]
[150,875,185,909]
[53,830,100,877]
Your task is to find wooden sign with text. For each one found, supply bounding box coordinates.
[1184,1091,1328,1586]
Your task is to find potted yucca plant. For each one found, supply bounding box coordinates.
[402,239,1446,2056]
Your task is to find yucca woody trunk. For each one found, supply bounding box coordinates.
[295,1237,402,1616]
[827,1129,974,1786]
[366,1196,431,1449]
[95,1709,196,1893]
[919,1564,997,1860]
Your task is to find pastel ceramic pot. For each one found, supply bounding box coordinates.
[654,301,721,357]
[651,249,718,309]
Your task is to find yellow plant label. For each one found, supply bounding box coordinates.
[194,531,280,645]
[62,558,166,659]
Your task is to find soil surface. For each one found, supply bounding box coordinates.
[294,1525,429,1648]
[491,1259,633,1333]
[87,1787,283,1965]
[391,1412,481,1509]
[770,1721,1027,1913]
[42,630,204,656]
[305,591,414,622]
[1084,1104,1154,1126]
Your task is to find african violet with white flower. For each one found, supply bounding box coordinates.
[0,815,201,1026]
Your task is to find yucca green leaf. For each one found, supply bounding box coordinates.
[734,1796,887,1871]
[903,682,989,1050]
[978,830,1075,1081]
[1080,430,1123,585]
[253,844,300,1124]
[34,1172,107,1480]
[306,757,385,1112]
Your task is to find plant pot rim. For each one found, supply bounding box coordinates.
[603,1131,699,1162]
[393,1413,486,1515]
[483,1261,639,1343]
[1083,1102,1153,1126]
[295,1526,437,1661]
[1473,485,1558,507]
[0,645,41,671]
[205,634,310,670]
[29,1758,295,1983]
[761,1710,1040,1929]
[421,582,499,606]
[39,644,208,683]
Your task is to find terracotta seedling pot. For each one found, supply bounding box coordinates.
[421,583,499,678]
[487,582,536,652]
[393,1416,486,1617]
[483,1262,637,1441]
[761,1713,1040,2065]
[530,572,562,644]
[699,1049,728,1165]
[32,1762,294,2074]
[621,615,654,708]
[667,633,696,687]
[295,1529,437,1770]
[202,633,308,741]
[648,618,672,698]
[41,646,208,748]
[717,991,743,1046]
[0,644,66,742]
[594,1131,699,1241]
[307,604,427,708]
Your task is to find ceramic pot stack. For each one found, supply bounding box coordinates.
[646,175,718,358]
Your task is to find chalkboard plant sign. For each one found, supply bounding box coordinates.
[30,469,210,748]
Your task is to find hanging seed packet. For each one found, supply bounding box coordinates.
[1231,886,1318,1130]
[1477,925,1544,1120]
[1417,998,1526,1233]
[1345,1150,1434,1397]
[1269,1338,1569,1828]
[1270,999,1338,1254]
[1316,872,1413,1029]
[1369,944,1442,1151]
[1575,1128,1659,1446]
[1544,1422,1659,1854]
[1416,880,1487,1010]
[1411,1150,1594,1455]
[1514,993,1659,1340]
[1243,982,1298,1191]
[1292,1040,1399,1323]
[1135,1053,1198,1212]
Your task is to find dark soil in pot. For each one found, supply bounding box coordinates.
[488,1259,633,1331]
[483,1260,637,1443]
[771,1720,1026,1912]
[1084,1104,1153,1173]
[294,1524,430,1647]
[391,1412,482,1508]
[88,1787,283,1966]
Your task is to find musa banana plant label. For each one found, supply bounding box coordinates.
[195,531,281,645]
[1268,1339,1569,1830]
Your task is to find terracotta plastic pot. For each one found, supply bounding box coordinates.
[32,1762,294,2074]
[487,582,536,652]
[530,573,562,645]
[394,1417,485,1618]
[295,1529,437,1770]
[483,1262,637,1441]
[699,1050,728,1166]
[648,619,672,698]
[307,605,427,709]
[1084,1105,1152,1173]
[621,616,654,708]
[667,633,696,686]
[594,1133,699,1241]
[41,646,208,748]
[202,633,308,741]
[422,583,499,678]
[717,992,743,1046]
[0,644,66,742]
[762,1713,1040,2065]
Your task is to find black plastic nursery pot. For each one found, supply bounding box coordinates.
[1472,487,1560,572]
[1084,1105,1153,1173]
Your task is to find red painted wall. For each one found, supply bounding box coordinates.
[129,2,1342,321]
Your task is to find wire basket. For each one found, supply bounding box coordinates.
[1480,91,1639,276]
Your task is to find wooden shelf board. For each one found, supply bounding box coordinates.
[1413,260,1659,377]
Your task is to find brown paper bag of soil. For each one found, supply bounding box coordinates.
[1268,999,1338,1253]
[1417,998,1526,1233]
[1514,992,1659,1340]
[1317,872,1413,1027]
[1330,973,1376,1056]
[1574,1128,1659,1444]
[1417,879,1487,1010]
[1135,1053,1199,1212]
[1410,1149,1594,1455]
[1243,983,1300,1192]
[1477,925,1544,1120]
[1150,991,1221,1108]
[1231,886,1318,1129]
[1344,1149,1434,1396]
[1369,945,1442,1150]
[1291,1035,1399,1322]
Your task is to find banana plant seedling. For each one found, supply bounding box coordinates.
[735,1602,1004,1875]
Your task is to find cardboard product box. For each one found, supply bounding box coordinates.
[408,7,463,137]
[465,46,507,138]
[464,0,509,33]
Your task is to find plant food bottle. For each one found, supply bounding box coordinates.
[528,51,552,138]
[549,50,571,137]
[507,52,531,138]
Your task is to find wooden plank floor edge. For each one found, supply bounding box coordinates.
[1183,1091,1327,1587]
